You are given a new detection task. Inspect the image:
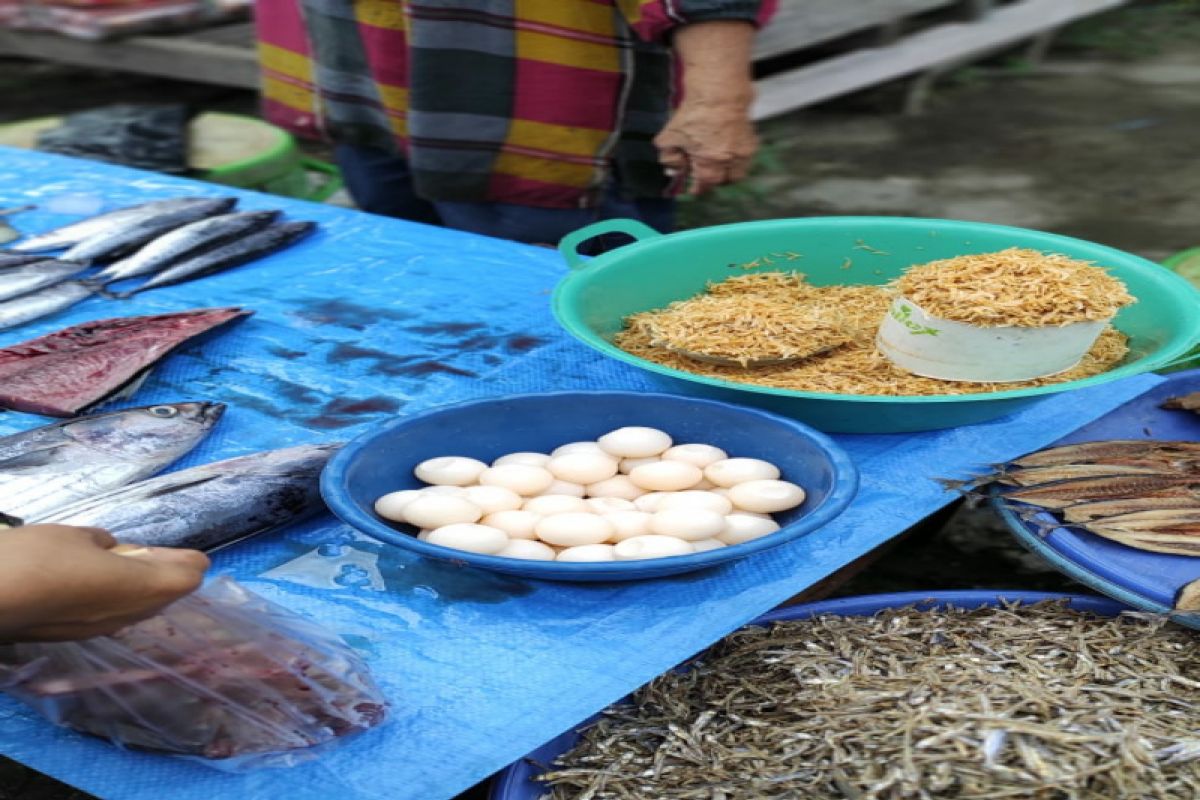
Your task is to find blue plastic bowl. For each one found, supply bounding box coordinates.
[320,391,859,582]
[490,590,1129,799]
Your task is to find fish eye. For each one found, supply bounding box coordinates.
[149,406,178,418]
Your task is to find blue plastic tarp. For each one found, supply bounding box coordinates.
[0,148,1162,800]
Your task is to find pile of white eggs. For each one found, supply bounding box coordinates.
[373,426,806,563]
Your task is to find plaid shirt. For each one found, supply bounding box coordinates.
[256,1,772,208]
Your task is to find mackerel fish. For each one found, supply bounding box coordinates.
[0,260,89,303]
[62,197,236,264]
[0,402,224,525]
[9,198,220,253]
[0,281,95,332]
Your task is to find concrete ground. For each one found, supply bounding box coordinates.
[0,1,1198,797]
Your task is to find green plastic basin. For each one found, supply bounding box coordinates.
[554,217,1200,434]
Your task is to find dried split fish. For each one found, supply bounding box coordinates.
[994,463,1174,488]
[1175,579,1200,611]
[1003,475,1200,510]
[1007,440,1200,469]
[539,602,1200,800]
[1062,497,1200,524]
[1163,392,1200,413]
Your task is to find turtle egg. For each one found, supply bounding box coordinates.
[536,479,587,498]
[482,509,542,540]
[704,458,781,488]
[495,539,556,561]
[649,509,726,541]
[657,490,734,516]
[523,494,590,516]
[547,452,619,485]
[613,535,693,560]
[605,510,653,542]
[585,497,636,514]
[374,489,423,522]
[619,456,659,475]
[691,538,727,553]
[493,451,551,468]
[402,495,483,529]
[586,475,645,501]
[535,513,614,547]
[556,544,617,562]
[551,441,607,457]
[629,461,703,492]
[728,480,806,513]
[414,456,487,486]
[423,485,468,496]
[662,443,727,468]
[462,485,523,515]
[416,529,433,541]
[634,492,676,513]
[478,464,555,495]
[425,523,508,554]
[718,512,781,545]
[597,426,673,458]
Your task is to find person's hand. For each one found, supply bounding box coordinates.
[654,99,758,195]
[0,525,209,642]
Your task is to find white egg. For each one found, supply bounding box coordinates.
[535,512,614,547]
[478,464,555,495]
[728,480,806,513]
[523,494,590,516]
[710,487,733,500]
[493,451,551,467]
[690,538,727,553]
[556,544,617,562]
[604,510,653,541]
[657,490,734,515]
[634,492,676,513]
[425,523,509,554]
[374,489,423,522]
[649,509,726,541]
[551,441,607,457]
[597,426,673,458]
[585,475,646,500]
[704,458,781,487]
[414,455,488,486]
[692,478,718,490]
[613,535,693,560]
[661,443,728,468]
[482,509,542,540]
[547,452,619,485]
[718,512,782,545]
[495,539,557,561]
[536,479,587,497]
[585,497,636,514]
[462,485,524,515]
[619,456,659,475]
[416,529,433,541]
[423,485,468,496]
[402,495,483,529]
[629,461,703,492]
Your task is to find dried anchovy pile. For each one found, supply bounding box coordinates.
[539,603,1200,799]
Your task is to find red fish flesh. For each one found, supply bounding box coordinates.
[0,307,251,417]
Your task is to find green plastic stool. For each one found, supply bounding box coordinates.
[1160,247,1200,373]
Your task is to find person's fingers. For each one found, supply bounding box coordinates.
[130,546,211,572]
[688,156,734,195]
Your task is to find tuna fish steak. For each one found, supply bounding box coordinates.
[0,307,252,417]
[0,401,225,525]
[39,443,339,551]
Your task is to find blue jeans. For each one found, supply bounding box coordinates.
[335,144,675,251]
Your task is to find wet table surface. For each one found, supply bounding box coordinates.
[0,148,1161,800]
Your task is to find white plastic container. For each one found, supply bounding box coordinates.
[875,297,1110,383]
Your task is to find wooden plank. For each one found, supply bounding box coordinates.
[752,0,1129,120]
[754,0,962,60]
[0,27,258,89]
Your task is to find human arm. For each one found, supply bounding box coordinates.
[0,525,209,643]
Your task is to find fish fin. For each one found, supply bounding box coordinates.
[82,368,155,414]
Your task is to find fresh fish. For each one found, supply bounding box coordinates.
[0,281,95,332]
[62,197,237,265]
[1006,440,1200,469]
[0,306,252,416]
[0,401,225,525]
[94,210,281,287]
[9,198,222,253]
[1003,475,1200,509]
[116,220,316,298]
[0,254,48,269]
[0,260,90,303]
[1062,496,1200,523]
[39,443,339,551]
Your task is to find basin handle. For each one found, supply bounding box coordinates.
[558,219,663,271]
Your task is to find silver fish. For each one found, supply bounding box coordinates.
[62,198,237,264]
[40,443,339,551]
[0,281,95,332]
[9,198,220,254]
[0,254,48,269]
[0,402,225,525]
[118,220,316,297]
[0,260,89,303]
[94,210,281,287]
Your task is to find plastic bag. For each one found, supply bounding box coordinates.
[36,104,190,174]
[0,578,388,770]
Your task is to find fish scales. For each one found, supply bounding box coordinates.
[7,198,219,253]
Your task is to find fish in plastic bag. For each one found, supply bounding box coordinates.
[0,577,388,770]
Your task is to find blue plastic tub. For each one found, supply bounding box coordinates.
[321,390,859,582]
[490,590,1128,799]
